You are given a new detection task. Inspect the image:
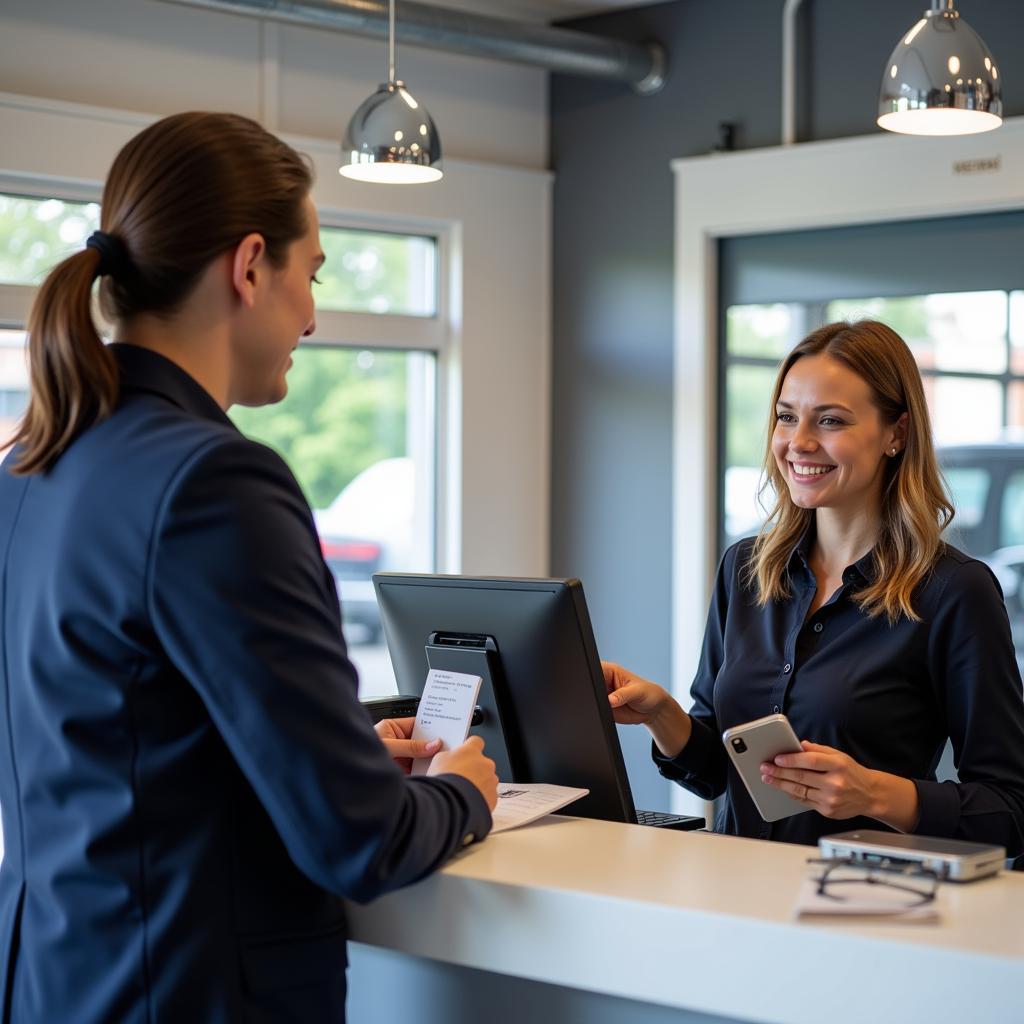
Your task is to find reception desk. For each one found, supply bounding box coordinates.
[346,816,1024,1024]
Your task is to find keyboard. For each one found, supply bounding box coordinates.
[635,809,705,831]
[362,695,421,722]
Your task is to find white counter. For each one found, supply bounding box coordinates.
[347,817,1024,1024]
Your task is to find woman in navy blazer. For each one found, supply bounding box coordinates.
[0,112,497,1023]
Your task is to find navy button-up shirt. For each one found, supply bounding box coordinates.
[655,533,1024,857]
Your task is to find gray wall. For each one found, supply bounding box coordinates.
[549,0,1024,810]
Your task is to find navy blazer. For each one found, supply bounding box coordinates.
[0,344,490,1023]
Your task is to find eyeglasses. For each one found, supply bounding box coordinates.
[807,856,939,912]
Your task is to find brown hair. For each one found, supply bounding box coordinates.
[747,320,954,622]
[13,111,313,474]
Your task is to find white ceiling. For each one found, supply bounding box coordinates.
[428,1,654,24]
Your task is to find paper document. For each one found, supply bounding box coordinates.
[490,783,589,833]
[410,669,482,776]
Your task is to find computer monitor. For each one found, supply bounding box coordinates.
[372,573,637,823]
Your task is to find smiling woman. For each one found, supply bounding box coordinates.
[752,320,951,623]
[605,319,1024,862]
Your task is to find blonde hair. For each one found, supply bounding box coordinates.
[747,320,953,622]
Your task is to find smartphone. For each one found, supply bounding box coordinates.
[722,713,807,822]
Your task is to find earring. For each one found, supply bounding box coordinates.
[891,447,898,456]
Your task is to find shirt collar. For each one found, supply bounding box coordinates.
[788,520,877,584]
[112,343,236,430]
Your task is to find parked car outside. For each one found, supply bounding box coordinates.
[939,441,1024,653]
[312,457,415,644]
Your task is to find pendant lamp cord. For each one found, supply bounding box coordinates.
[388,0,396,83]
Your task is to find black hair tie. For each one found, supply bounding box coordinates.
[85,230,132,280]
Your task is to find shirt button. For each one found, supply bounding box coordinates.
[462,833,476,847]
[772,705,780,714]
[783,663,792,674]
[813,622,823,633]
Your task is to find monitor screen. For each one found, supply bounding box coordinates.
[372,574,636,823]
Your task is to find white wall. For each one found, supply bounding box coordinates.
[0,0,548,168]
[0,0,552,577]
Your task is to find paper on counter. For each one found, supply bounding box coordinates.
[793,866,941,923]
[410,669,482,776]
[490,783,589,833]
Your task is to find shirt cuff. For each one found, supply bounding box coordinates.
[651,717,721,784]
[912,778,960,837]
[438,773,493,846]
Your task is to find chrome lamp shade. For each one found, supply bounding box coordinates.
[340,80,443,184]
[878,4,1002,136]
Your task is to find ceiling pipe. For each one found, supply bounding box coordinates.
[782,0,808,145]
[159,0,667,94]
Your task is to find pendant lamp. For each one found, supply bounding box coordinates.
[339,0,442,183]
[878,0,1001,136]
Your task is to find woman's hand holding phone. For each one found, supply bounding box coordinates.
[761,741,920,830]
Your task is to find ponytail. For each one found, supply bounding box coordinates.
[10,111,312,475]
[12,247,117,474]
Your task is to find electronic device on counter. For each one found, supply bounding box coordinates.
[722,713,807,822]
[818,830,1005,882]
[372,573,705,833]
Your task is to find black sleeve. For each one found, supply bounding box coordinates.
[652,543,741,800]
[919,558,1024,857]
[147,435,491,903]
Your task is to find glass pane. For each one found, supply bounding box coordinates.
[942,467,990,530]
[723,364,778,549]
[1009,382,1024,432]
[725,303,806,359]
[827,292,1007,374]
[0,194,100,285]
[1001,473,1024,548]
[315,228,436,317]
[0,331,28,454]
[231,346,436,697]
[1010,291,1024,373]
[927,376,1003,446]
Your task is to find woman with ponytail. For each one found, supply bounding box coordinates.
[605,320,1024,858]
[0,112,496,1023]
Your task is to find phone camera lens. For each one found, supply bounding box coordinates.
[731,737,747,753]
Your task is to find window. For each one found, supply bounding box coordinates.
[0,332,27,451]
[230,226,445,697]
[0,194,100,285]
[230,343,437,697]
[720,304,807,548]
[827,293,1010,445]
[316,227,436,316]
[1000,473,1024,549]
[943,468,990,531]
[0,192,445,698]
